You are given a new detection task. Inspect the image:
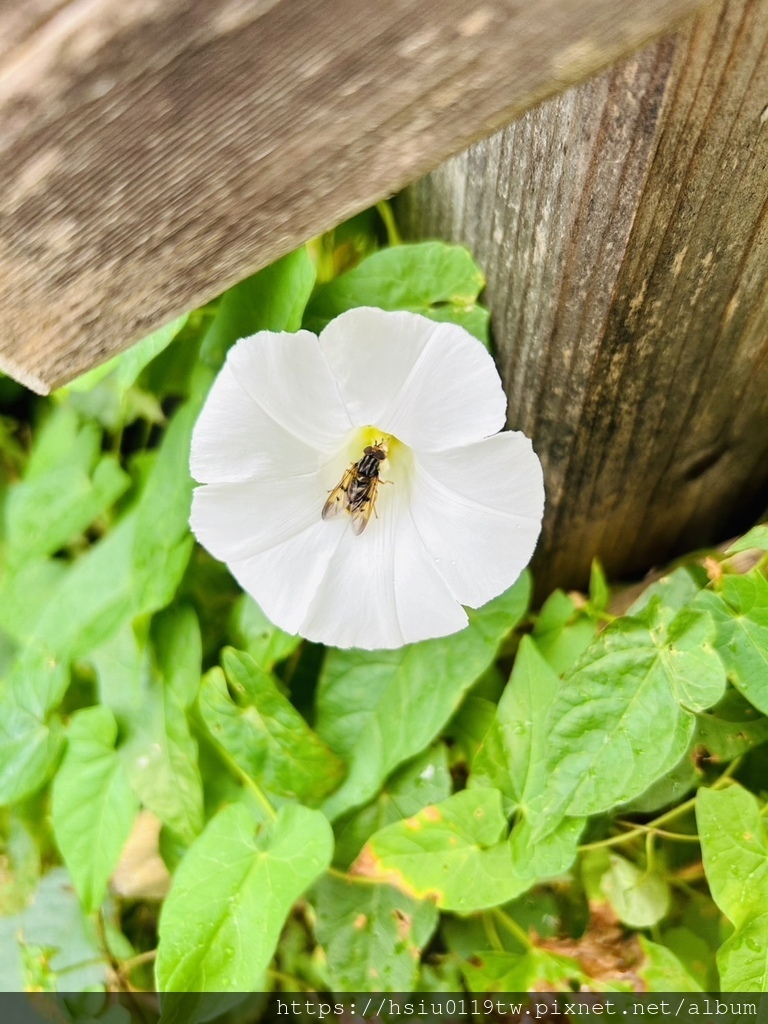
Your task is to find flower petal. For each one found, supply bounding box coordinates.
[299,474,468,649]
[190,365,322,484]
[318,308,506,450]
[225,329,352,449]
[408,432,545,608]
[228,521,345,635]
[190,466,329,563]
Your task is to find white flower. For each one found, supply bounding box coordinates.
[190,307,544,650]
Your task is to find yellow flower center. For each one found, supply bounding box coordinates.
[346,425,402,463]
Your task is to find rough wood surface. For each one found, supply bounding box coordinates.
[0,0,716,393]
[399,0,768,594]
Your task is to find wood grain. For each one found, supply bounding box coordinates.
[0,0,716,392]
[399,0,768,594]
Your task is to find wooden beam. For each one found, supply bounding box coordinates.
[400,0,768,595]
[0,0,716,393]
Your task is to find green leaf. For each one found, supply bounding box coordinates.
[317,574,530,821]
[6,450,128,566]
[696,571,768,715]
[155,803,333,991]
[658,607,727,713]
[695,688,768,762]
[637,937,702,991]
[51,706,139,912]
[662,926,718,991]
[152,604,203,709]
[527,605,726,835]
[199,649,345,804]
[507,816,584,882]
[3,867,120,990]
[628,566,706,617]
[619,751,701,815]
[588,559,610,612]
[0,698,64,804]
[158,994,248,1024]
[66,315,188,394]
[132,401,197,612]
[92,616,203,843]
[21,516,138,660]
[90,622,147,722]
[727,524,768,553]
[697,784,768,990]
[313,874,438,992]
[471,636,561,807]
[304,242,489,343]
[355,789,528,913]
[4,405,129,566]
[118,625,204,845]
[6,646,69,720]
[23,461,192,664]
[446,665,505,765]
[126,696,204,847]
[20,398,203,665]
[333,746,451,868]
[200,248,316,369]
[696,782,768,921]
[461,949,585,992]
[532,590,598,676]
[448,693,499,767]
[230,595,302,672]
[600,853,670,928]
[0,816,41,915]
[0,558,67,646]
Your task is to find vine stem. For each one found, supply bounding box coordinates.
[376,202,403,246]
[482,912,504,952]
[119,949,157,979]
[491,908,533,950]
[616,821,701,843]
[269,968,315,992]
[578,758,742,853]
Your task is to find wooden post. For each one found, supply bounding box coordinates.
[0,0,714,393]
[399,0,768,595]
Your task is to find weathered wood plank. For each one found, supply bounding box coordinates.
[0,0,716,393]
[399,0,768,595]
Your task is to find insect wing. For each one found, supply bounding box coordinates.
[322,467,355,520]
[349,478,379,535]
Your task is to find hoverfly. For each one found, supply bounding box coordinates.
[322,440,389,535]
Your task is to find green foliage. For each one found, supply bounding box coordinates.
[2,224,768,1000]
[696,571,768,714]
[313,874,438,991]
[527,602,726,835]
[155,804,332,991]
[304,242,489,343]
[199,648,345,804]
[51,707,139,912]
[316,574,531,821]
[584,849,670,928]
[332,746,452,868]
[471,636,560,807]
[461,948,585,992]
[358,788,527,913]
[698,785,768,990]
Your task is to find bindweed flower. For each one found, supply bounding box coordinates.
[190,307,544,650]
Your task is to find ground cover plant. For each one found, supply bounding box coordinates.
[1,209,768,1008]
